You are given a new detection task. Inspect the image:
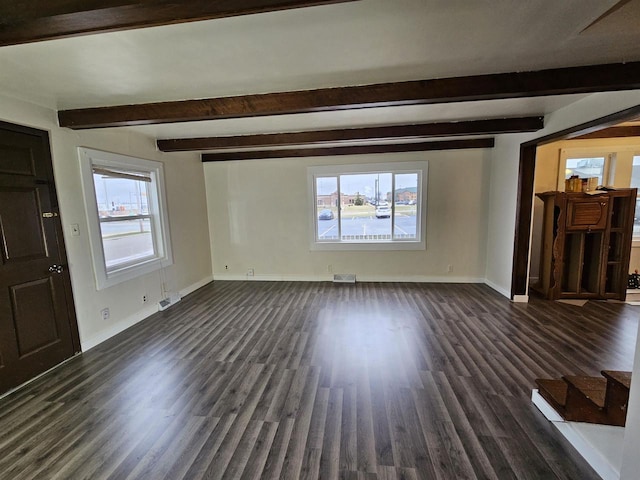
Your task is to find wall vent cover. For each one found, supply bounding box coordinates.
[159,293,182,311]
[333,273,356,283]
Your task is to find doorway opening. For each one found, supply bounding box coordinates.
[511,104,640,299]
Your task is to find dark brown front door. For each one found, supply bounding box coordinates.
[0,121,80,395]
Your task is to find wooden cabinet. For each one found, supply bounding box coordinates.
[534,189,636,300]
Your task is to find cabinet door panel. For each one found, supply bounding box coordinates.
[566,197,609,230]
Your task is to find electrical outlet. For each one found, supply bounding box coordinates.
[101,308,110,320]
[247,268,254,276]
[447,264,453,273]
[142,294,147,303]
[327,264,333,273]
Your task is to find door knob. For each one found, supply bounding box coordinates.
[48,264,64,274]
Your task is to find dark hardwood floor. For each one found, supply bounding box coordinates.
[1,281,638,479]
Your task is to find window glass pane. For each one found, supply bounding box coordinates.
[316,177,338,240]
[341,173,392,241]
[93,174,149,217]
[310,161,426,249]
[100,219,155,269]
[565,157,606,185]
[631,156,640,238]
[394,173,418,239]
[93,172,156,270]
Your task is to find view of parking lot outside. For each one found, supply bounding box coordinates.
[93,174,156,269]
[316,172,419,242]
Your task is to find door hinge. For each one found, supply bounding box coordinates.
[42,212,58,218]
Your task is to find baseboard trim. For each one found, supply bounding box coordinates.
[532,389,623,480]
[213,274,330,282]
[483,279,512,299]
[80,304,159,352]
[212,273,486,283]
[181,275,213,297]
[80,275,214,352]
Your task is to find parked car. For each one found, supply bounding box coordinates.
[318,209,334,220]
[375,204,391,218]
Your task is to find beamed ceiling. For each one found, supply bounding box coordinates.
[1,0,640,161]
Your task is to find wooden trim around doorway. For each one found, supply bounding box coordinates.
[511,104,640,299]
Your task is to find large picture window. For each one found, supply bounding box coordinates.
[79,148,173,289]
[308,161,427,250]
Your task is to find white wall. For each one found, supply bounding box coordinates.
[0,94,213,350]
[621,320,640,479]
[204,149,491,283]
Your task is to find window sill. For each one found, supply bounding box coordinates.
[310,240,425,251]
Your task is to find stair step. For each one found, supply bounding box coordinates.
[535,371,631,427]
[535,378,567,411]
[602,370,632,427]
[601,370,632,390]
[563,376,607,409]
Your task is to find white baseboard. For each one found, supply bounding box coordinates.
[80,303,159,352]
[80,275,213,352]
[213,273,330,282]
[532,389,564,422]
[357,275,485,283]
[212,273,485,283]
[483,279,512,299]
[180,275,213,297]
[532,389,623,480]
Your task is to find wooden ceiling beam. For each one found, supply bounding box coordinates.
[201,138,495,162]
[572,125,640,140]
[158,117,542,152]
[0,0,358,47]
[59,62,640,130]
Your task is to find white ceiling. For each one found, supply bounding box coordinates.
[0,0,639,142]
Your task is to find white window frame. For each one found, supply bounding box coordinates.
[557,148,612,190]
[308,161,427,251]
[79,148,173,290]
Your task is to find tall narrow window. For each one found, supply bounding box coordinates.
[79,148,172,289]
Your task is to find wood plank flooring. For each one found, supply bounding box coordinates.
[1,281,638,479]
